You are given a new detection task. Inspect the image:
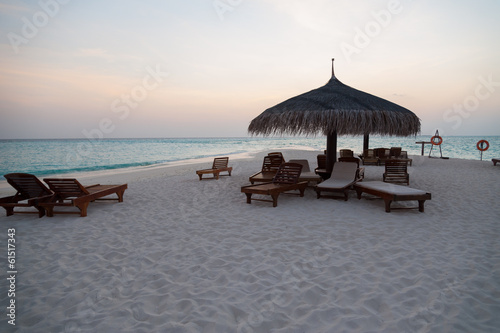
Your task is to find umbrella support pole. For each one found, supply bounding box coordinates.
[326,132,337,174]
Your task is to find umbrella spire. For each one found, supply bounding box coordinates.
[331,58,335,78]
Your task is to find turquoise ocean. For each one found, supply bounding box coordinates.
[0,136,499,179]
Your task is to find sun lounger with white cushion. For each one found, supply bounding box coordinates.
[315,162,359,200]
[354,181,431,213]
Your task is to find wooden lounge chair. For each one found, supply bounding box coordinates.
[493,159,499,166]
[315,154,327,174]
[375,148,391,165]
[315,162,361,201]
[288,159,322,185]
[390,147,402,158]
[339,149,354,158]
[39,178,127,217]
[0,173,53,217]
[359,149,379,165]
[383,160,409,185]
[396,150,413,166]
[249,155,284,184]
[354,181,431,212]
[196,157,233,180]
[314,154,329,180]
[267,152,285,162]
[241,163,308,207]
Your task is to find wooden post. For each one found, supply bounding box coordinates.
[326,132,337,174]
[363,134,369,152]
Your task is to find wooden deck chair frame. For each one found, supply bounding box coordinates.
[249,155,284,184]
[359,149,379,165]
[375,148,391,165]
[40,178,127,217]
[241,163,308,207]
[354,181,431,213]
[196,157,233,180]
[0,173,53,217]
[339,149,354,158]
[383,160,409,185]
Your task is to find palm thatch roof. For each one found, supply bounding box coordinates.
[248,72,420,137]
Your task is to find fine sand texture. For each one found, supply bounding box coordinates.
[1,150,499,332]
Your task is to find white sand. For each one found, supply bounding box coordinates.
[1,150,499,332]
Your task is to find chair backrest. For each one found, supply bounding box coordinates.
[212,157,229,169]
[288,159,311,173]
[363,149,375,158]
[331,162,358,182]
[385,160,408,174]
[4,173,52,199]
[339,149,354,158]
[272,163,303,184]
[261,155,283,172]
[390,147,402,158]
[316,154,327,169]
[338,157,360,167]
[43,178,90,199]
[374,148,388,158]
[268,152,285,163]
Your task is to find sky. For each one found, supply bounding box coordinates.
[0,0,499,139]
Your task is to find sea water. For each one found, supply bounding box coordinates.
[0,136,499,178]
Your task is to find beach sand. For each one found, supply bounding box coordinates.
[1,150,499,332]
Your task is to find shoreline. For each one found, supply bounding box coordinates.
[1,147,497,196]
[0,150,259,196]
[1,136,499,181]
[0,149,499,331]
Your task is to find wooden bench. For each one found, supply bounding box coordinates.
[354,181,431,213]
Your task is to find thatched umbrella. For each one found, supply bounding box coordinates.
[248,59,420,173]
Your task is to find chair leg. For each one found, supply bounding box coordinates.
[45,206,54,217]
[384,199,392,213]
[36,206,45,218]
[4,207,14,216]
[271,194,279,207]
[76,202,90,217]
[116,190,125,202]
[245,193,252,204]
[418,200,425,212]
